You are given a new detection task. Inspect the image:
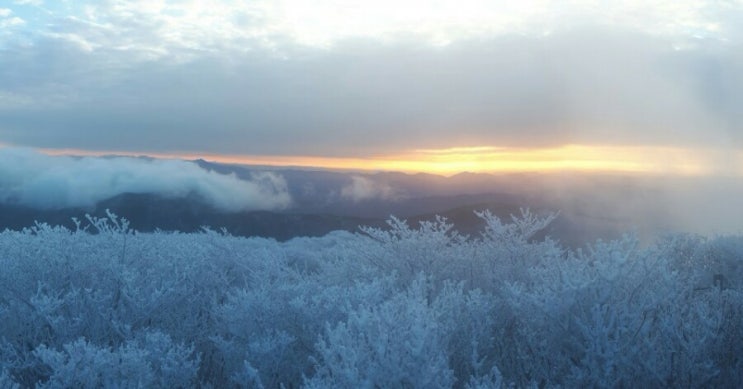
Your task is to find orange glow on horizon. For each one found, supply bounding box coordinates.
[26,144,743,177]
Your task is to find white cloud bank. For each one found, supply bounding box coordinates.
[340,176,401,202]
[0,148,291,211]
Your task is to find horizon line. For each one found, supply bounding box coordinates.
[4,144,742,178]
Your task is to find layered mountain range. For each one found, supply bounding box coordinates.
[0,159,680,247]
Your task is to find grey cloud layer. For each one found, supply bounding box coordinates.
[1,26,742,156]
[0,148,291,211]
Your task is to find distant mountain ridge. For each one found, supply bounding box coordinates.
[0,159,677,246]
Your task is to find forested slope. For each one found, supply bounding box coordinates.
[1,210,742,388]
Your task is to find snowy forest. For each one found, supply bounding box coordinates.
[4,0,743,386]
[1,209,742,388]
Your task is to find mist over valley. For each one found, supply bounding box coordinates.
[1,150,739,247]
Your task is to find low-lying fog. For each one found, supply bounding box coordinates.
[1,148,741,245]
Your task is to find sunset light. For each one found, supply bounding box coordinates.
[36,144,743,177]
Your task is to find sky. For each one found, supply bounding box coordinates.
[1,0,743,175]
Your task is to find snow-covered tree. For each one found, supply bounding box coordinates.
[1,209,741,387]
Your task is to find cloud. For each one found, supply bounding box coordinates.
[0,2,741,160]
[0,148,291,211]
[0,8,24,29]
[3,29,742,155]
[340,176,401,202]
[6,1,732,52]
